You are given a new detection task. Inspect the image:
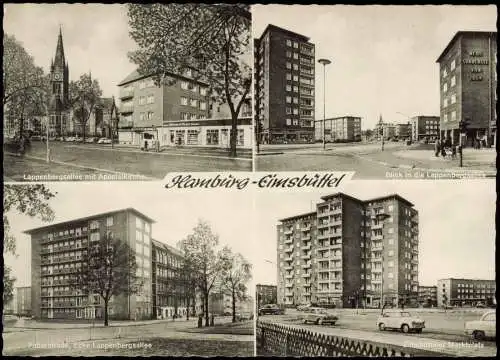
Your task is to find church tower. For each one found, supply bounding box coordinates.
[49,26,70,136]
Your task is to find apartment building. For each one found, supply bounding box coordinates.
[395,123,411,140]
[152,239,199,319]
[314,116,362,142]
[25,208,155,321]
[437,31,497,146]
[277,193,419,309]
[255,24,316,144]
[418,285,438,307]
[117,70,253,149]
[16,286,32,316]
[410,116,440,142]
[437,278,496,307]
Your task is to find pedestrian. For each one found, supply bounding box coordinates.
[441,144,446,158]
[451,144,457,159]
[434,139,440,157]
[144,139,148,151]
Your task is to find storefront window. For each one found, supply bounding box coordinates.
[187,130,199,145]
[207,129,219,145]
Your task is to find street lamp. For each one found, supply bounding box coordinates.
[318,58,331,150]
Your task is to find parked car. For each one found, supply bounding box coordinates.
[475,303,486,308]
[464,310,496,340]
[301,307,338,325]
[31,135,41,141]
[258,304,284,316]
[376,311,425,333]
[85,137,95,143]
[297,303,312,312]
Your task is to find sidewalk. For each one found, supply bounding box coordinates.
[259,320,496,357]
[393,148,495,166]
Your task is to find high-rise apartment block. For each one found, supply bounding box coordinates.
[410,116,440,142]
[277,193,419,309]
[255,25,316,144]
[437,31,497,146]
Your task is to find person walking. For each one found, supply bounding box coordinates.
[434,139,440,157]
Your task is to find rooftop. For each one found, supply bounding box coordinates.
[438,278,495,282]
[23,208,155,234]
[118,69,209,87]
[151,239,183,258]
[258,24,311,43]
[365,194,415,208]
[436,31,497,63]
[320,192,365,204]
[279,211,317,222]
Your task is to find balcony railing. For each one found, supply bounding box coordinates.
[120,89,134,99]
[284,237,294,244]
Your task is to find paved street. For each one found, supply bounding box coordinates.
[3,317,253,356]
[256,142,496,178]
[4,141,252,182]
[258,308,496,357]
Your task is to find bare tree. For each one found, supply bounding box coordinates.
[177,220,223,326]
[71,234,141,326]
[69,73,102,142]
[219,247,252,322]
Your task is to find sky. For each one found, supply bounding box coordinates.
[4,183,258,293]
[253,180,496,287]
[3,4,136,101]
[252,5,497,129]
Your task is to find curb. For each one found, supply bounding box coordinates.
[256,152,285,156]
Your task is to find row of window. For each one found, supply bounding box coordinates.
[442,75,457,93]
[442,59,457,78]
[138,95,155,105]
[286,73,315,84]
[180,81,208,95]
[443,111,457,123]
[180,97,207,109]
[443,94,457,107]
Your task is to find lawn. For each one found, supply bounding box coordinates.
[183,320,254,336]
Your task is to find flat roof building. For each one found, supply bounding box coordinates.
[277,193,419,309]
[437,278,496,307]
[255,24,316,144]
[410,116,440,142]
[314,116,362,143]
[437,31,497,147]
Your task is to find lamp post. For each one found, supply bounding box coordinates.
[318,58,331,150]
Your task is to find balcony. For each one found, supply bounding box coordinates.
[120,88,134,100]
[301,253,311,260]
[371,246,384,252]
[371,257,383,262]
[284,265,293,271]
[284,237,293,244]
[317,222,329,229]
[301,244,311,251]
[372,234,383,241]
[299,57,313,66]
[120,105,134,114]
[285,273,294,279]
[301,224,311,232]
[301,234,311,241]
[302,262,311,269]
[318,279,330,284]
[284,228,293,235]
[300,46,314,56]
[318,268,330,273]
[371,267,383,273]
[284,246,294,253]
[372,223,383,230]
[302,273,311,278]
[299,91,314,98]
[284,256,293,262]
[285,292,294,297]
[372,278,382,284]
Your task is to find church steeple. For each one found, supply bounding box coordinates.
[54,25,66,67]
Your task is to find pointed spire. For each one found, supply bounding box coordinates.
[54,25,66,67]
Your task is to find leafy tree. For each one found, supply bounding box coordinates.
[178,220,223,326]
[69,73,103,141]
[219,247,252,322]
[3,185,56,304]
[3,34,50,137]
[71,234,141,326]
[127,4,251,158]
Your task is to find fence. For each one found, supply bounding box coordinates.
[256,320,443,357]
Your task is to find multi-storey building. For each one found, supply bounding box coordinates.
[437,278,496,307]
[255,24,316,144]
[314,116,362,142]
[25,208,155,321]
[277,193,419,309]
[418,285,438,307]
[152,239,195,319]
[437,31,497,147]
[410,116,440,142]
[256,284,278,307]
[117,70,252,149]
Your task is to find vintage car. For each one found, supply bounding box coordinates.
[301,307,338,325]
[464,310,496,340]
[258,304,284,316]
[376,311,425,333]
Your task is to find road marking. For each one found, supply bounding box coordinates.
[64,144,253,162]
[4,153,157,180]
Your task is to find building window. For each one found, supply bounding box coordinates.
[388,261,394,267]
[451,111,456,122]
[286,118,292,126]
[286,73,292,81]
[444,98,448,107]
[90,232,100,242]
[200,101,207,110]
[286,107,291,115]
[147,112,154,121]
[451,59,456,71]
[293,97,298,104]
[139,113,145,122]
[286,62,292,69]
[451,76,456,87]
[451,94,456,104]
[293,64,299,71]
[293,108,298,115]
[443,83,448,93]
[388,250,394,256]
[181,81,189,90]
[238,129,244,146]
[286,51,292,58]
[388,272,394,279]
[180,97,188,106]
[106,217,113,227]
[293,41,298,49]
[286,85,292,92]
[207,129,219,145]
[444,113,448,123]
[293,52,299,60]
[187,130,199,145]
[442,68,447,78]
[139,96,146,105]
[293,75,299,82]
[286,96,292,103]
[388,238,394,245]
[286,39,292,47]
[293,85,298,93]
[190,99,198,107]
[147,95,154,104]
